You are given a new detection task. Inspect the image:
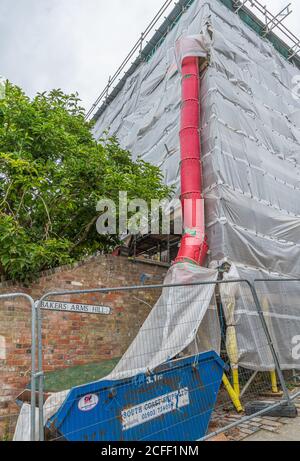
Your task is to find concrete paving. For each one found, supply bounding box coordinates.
[245,416,300,441]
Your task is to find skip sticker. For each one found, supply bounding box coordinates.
[121,388,189,431]
[78,394,99,412]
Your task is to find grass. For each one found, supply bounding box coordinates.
[44,358,121,393]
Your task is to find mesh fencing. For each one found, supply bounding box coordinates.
[39,281,220,441]
[0,293,37,441]
[45,353,224,442]
[2,278,300,441]
[205,278,300,441]
[39,280,296,441]
[254,279,300,387]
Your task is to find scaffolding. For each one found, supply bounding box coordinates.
[232,0,300,59]
[85,0,198,121]
[86,0,300,122]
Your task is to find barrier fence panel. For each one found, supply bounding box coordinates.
[253,279,300,393]
[0,293,36,441]
[203,279,297,441]
[36,284,163,441]
[37,280,221,441]
[4,279,299,441]
[31,278,296,442]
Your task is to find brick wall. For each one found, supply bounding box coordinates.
[0,255,167,439]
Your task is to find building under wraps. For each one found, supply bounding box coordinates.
[12,1,300,442]
[92,0,300,373]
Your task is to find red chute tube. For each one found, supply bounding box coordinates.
[175,56,209,266]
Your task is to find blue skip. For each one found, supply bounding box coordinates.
[48,351,225,441]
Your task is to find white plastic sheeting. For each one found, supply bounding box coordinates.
[107,263,219,380]
[13,404,39,442]
[13,391,69,441]
[175,25,213,67]
[93,0,300,371]
[94,0,300,279]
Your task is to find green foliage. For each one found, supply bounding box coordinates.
[0,82,171,282]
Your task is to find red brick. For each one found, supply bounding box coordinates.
[0,255,165,438]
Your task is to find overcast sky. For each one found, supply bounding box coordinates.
[1,0,299,112]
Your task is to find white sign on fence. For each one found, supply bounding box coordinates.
[35,300,112,315]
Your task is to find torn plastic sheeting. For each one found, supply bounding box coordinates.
[13,390,69,442]
[107,263,219,381]
[175,28,213,68]
[13,403,39,442]
[186,295,221,357]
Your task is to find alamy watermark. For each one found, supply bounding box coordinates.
[292,75,300,101]
[292,335,300,361]
[96,191,205,238]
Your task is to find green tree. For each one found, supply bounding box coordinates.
[0,82,171,282]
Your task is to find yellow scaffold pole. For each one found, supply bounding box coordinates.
[222,374,243,413]
[270,370,279,394]
[227,323,240,397]
[232,367,240,397]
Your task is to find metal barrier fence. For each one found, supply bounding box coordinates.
[33,279,297,442]
[0,293,37,441]
[254,279,300,390]
[202,278,300,441]
[0,413,19,441]
[2,279,300,441]
[35,284,163,441]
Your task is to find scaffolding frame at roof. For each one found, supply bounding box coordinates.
[86,0,300,122]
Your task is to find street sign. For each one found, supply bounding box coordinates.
[35,300,112,315]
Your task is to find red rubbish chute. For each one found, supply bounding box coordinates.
[175,56,209,266]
